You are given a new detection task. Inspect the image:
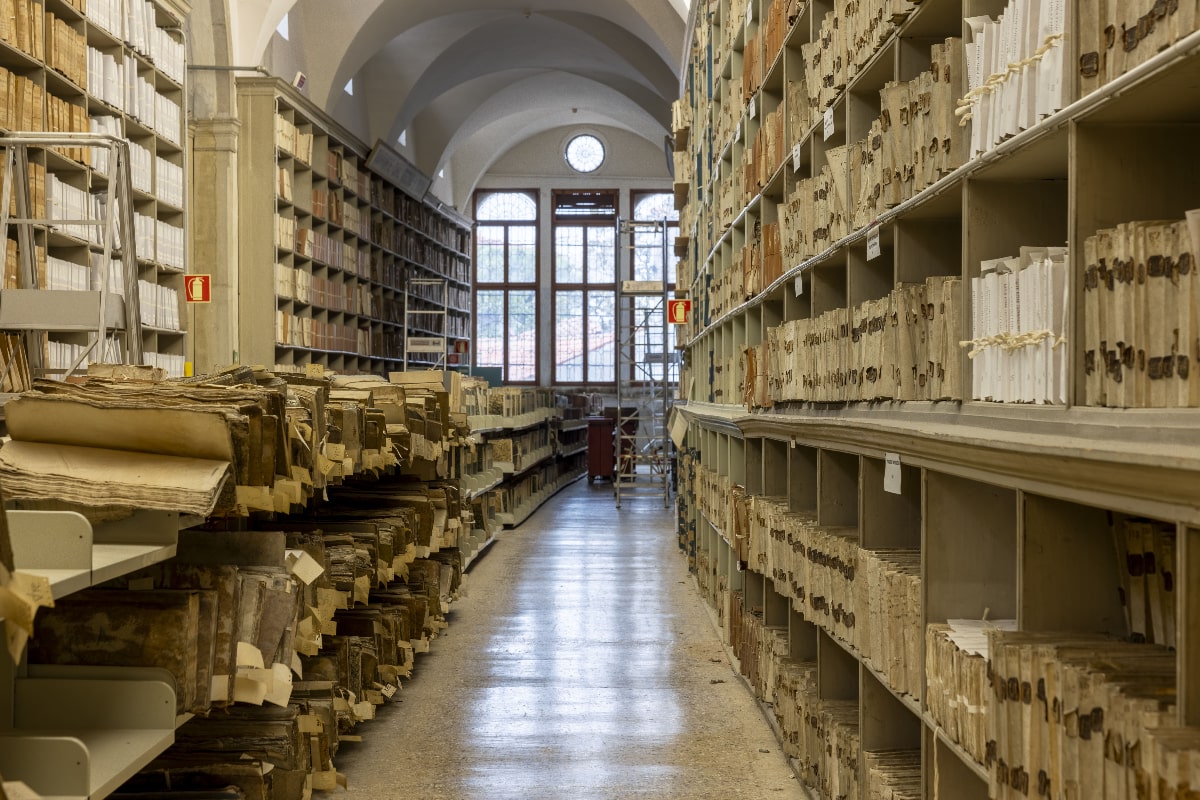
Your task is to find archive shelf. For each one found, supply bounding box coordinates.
[678,7,1200,775]
[1,507,193,799]
[464,389,588,529]
[236,77,471,376]
[0,0,189,382]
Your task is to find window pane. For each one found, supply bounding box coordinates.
[555,227,584,284]
[475,291,505,368]
[477,191,536,221]
[633,193,678,223]
[587,226,615,284]
[509,225,537,283]
[634,296,666,381]
[554,290,584,383]
[508,290,537,382]
[587,291,615,383]
[476,225,504,283]
[633,227,663,282]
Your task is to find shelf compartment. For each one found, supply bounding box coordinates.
[0,667,177,800]
[924,471,1017,624]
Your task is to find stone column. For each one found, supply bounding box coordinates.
[188,116,241,373]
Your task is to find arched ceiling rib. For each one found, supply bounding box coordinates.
[233,0,687,207]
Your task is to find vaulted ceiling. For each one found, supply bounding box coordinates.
[212,1,689,207]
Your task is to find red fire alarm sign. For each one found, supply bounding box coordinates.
[186,275,212,303]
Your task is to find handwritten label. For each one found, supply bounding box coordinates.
[884,453,902,494]
[792,143,802,171]
[794,275,804,296]
[305,363,325,378]
[749,96,757,119]
[823,108,835,141]
[867,226,882,261]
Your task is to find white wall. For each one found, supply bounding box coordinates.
[475,125,672,386]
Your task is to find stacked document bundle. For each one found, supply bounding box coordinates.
[766,276,963,403]
[1112,516,1177,646]
[853,39,970,229]
[985,632,1178,800]
[968,246,1069,404]
[1078,0,1200,95]
[1083,215,1199,407]
[773,657,820,764]
[960,0,1070,157]
[925,619,1017,768]
[800,0,917,129]
[752,106,786,189]
[857,549,922,700]
[791,145,853,259]
[864,750,922,800]
[812,701,861,800]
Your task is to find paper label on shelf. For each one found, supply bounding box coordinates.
[735,119,742,143]
[382,683,398,698]
[286,550,325,585]
[884,453,902,494]
[746,1,753,23]
[265,662,294,707]
[305,363,325,379]
[867,226,882,261]
[749,96,756,119]
[237,641,265,669]
[325,442,346,461]
[298,714,323,734]
[794,275,804,296]
[823,107,835,141]
[792,143,802,171]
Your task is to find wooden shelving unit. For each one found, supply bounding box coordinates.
[676,0,1200,796]
[0,0,189,380]
[236,77,471,376]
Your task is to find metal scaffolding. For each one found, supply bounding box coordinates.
[614,217,677,508]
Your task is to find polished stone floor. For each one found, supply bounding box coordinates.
[335,480,810,800]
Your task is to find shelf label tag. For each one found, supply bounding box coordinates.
[749,96,757,119]
[794,275,804,296]
[867,226,882,261]
[792,142,802,171]
[823,107,835,141]
[735,119,742,143]
[884,452,902,494]
[407,337,445,353]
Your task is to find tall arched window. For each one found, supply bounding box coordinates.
[474,191,538,382]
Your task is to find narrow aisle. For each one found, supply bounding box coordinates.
[337,480,808,800]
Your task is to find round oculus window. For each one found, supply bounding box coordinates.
[565,134,605,173]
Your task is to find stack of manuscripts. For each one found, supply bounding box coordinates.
[925,619,1017,770]
[763,275,962,405]
[1111,516,1177,647]
[984,631,1182,800]
[856,550,922,701]
[1,365,477,797]
[969,246,1070,404]
[864,750,922,800]
[1077,0,1200,95]
[1082,215,1199,408]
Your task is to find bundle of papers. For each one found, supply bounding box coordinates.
[1083,215,1200,408]
[985,632,1177,800]
[960,0,1070,157]
[766,275,963,403]
[968,246,1069,404]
